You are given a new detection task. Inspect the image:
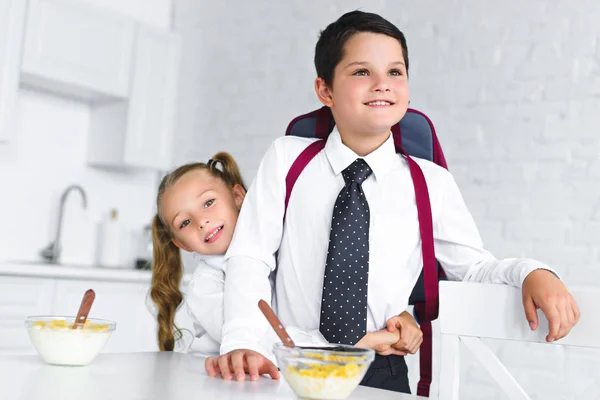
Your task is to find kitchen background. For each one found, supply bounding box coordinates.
[1,0,599,399]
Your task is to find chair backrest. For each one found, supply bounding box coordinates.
[437,281,599,400]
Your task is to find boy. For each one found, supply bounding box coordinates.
[205,11,580,393]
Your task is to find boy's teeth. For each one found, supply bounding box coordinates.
[368,101,391,106]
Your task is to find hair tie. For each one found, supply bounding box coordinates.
[207,159,214,168]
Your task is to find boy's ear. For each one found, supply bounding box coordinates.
[171,238,192,252]
[232,184,246,210]
[315,77,334,107]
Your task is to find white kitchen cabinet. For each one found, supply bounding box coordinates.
[0,276,55,354]
[88,25,180,170]
[20,0,135,101]
[0,269,194,355]
[53,279,158,353]
[0,0,27,143]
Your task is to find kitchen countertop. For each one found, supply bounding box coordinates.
[0,260,194,283]
[0,260,156,283]
[0,352,426,399]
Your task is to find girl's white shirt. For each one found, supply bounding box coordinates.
[185,253,327,361]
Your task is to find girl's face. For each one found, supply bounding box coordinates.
[160,169,245,255]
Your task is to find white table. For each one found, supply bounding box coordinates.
[0,352,425,399]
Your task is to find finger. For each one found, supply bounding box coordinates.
[388,349,407,356]
[246,354,260,381]
[376,347,396,356]
[391,339,409,351]
[205,357,218,378]
[408,333,423,354]
[218,355,232,380]
[265,360,281,380]
[231,352,247,381]
[557,301,572,340]
[572,296,581,325]
[544,304,561,342]
[523,295,539,331]
[386,317,400,332]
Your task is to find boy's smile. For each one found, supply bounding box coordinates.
[315,32,409,155]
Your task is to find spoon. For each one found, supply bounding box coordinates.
[72,289,95,329]
[257,299,379,354]
[258,299,296,348]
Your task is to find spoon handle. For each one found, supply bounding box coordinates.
[72,289,95,329]
[258,299,296,348]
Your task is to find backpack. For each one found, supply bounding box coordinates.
[283,105,447,397]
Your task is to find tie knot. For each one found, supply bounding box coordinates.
[342,159,372,185]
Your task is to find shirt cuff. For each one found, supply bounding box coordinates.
[518,260,561,286]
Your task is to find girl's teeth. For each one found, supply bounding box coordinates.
[206,226,222,242]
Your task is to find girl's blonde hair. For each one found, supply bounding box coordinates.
[149,152,246,351]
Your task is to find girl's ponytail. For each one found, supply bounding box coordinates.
[150,214,183,351]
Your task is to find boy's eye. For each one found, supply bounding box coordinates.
[204,199,215,208]
[389,69,403,76]
[180,219,191,229]
[353,69,369,76]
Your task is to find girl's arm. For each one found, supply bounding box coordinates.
[185,261,225,343]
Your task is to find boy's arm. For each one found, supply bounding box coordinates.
[220,139,288,356]
[433,171,579,341]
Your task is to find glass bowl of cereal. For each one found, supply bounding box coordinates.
[274,343,375,400]
[25,316,116,366]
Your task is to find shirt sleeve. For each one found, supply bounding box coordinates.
[185,261,225,343]
[433,170,558,287]
[220,139,289,355]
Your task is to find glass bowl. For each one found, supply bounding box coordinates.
[25,316,116,366]
[273,343,375,400]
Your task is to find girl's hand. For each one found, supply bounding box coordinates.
[355,329,405,356]
[385,311,423,355]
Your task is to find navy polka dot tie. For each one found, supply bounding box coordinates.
[320,158,372,345]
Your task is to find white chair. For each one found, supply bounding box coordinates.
[437,281,599,400]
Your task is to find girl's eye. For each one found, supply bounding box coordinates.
[204,199,215,208]
[389,69,403,76]
[353,69,369,76]
[180,219,191,229]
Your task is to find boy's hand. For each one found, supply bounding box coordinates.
[355,329,405,356]
[522,269,580,342]
[385,311,423,355]
[205,349,280,381]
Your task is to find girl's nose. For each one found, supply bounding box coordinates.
[199,219,210,229]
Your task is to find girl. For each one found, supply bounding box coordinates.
[150,152,245,353]
[149,151,422,359]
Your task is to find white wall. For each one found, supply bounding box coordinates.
[0,0,172,267]
[173,0,600,398]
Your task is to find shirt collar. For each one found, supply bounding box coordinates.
[324,126,398,181]
[194,252,224,268]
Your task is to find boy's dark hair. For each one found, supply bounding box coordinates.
[314,10,409,87]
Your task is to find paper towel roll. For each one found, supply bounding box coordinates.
[96,209,122,268]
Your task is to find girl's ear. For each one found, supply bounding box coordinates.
[232,184,246,210]
[171,238,192,252]
[315,77,334,107]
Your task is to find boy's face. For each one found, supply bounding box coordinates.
[315,32,409,147]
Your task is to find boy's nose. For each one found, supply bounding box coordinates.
[199,219,210,229]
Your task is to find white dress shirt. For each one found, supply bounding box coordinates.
[186,254,326,359]
[221,127,553,355]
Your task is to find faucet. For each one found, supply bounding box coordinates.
[40,185,88,264]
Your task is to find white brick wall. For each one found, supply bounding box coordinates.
[173,0,600,398]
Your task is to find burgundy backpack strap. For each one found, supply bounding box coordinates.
[392,124,438,398]
[284,140,326,222]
